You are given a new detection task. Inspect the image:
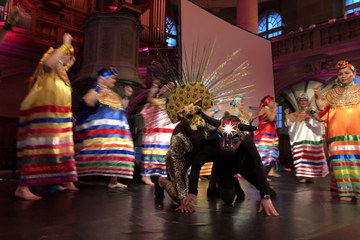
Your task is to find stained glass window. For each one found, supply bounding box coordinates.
[165,16,176,47]
[258,11,282,39]
[345,0,360,13]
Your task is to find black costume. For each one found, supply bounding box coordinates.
[187,113,275,204]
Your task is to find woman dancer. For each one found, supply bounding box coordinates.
[74,67,135,189]
[15,33,78,200]
[284,92,329,183]
[313,60,360,201]
[252,96,280,178]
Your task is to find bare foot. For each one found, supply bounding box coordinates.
[63,182,79,191]
[142,176,154,185]
[108,182,127,189]
[268,167,281,177]
[339,197,353,202]
[15,186,42,201]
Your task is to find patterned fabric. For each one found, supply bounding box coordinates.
[141,127,173,177]
[17,67,78,186]
[140,98,177,177]
[253,107,279,167]
[286,114,329,178]
[199,162,213,176]
[166,83,212,123]
[74,88,135,179]
[318,84,360,198]
[162,132,193,202]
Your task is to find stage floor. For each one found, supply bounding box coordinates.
[0,171,359,240]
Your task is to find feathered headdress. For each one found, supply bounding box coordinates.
[142,43,253,127]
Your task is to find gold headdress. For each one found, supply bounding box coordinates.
[166,82,212,123]
[336,60,355,72]
[144,43,253,127]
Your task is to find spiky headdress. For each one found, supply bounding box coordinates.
[143,43,253,127]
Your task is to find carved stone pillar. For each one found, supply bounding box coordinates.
[74,4,143,93]
[236,0,258,34]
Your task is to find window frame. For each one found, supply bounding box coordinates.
[258,10,282,39]
[165,16,177,47]
[344,0,360,13]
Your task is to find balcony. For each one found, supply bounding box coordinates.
[271,13,360,59]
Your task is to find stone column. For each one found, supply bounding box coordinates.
[236,0,258,34]
[74,4,143,91]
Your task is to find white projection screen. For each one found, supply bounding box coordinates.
[180,0,275,113]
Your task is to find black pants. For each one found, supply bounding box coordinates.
[213,135,273,204]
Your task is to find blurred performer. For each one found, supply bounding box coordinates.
[15,33,78,200]
[140,78,176,185]
[228,94,253,125]
[74,67,134,189]
[252,96,280,178]
[284,92,329,183]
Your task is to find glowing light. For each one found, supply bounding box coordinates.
[223,123,236,135]
[108,5,118,11]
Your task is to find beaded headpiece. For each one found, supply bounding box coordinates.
[296,92,309,101]
[336,60,355,73]
[230,95,244,107]
[97,67,119,79]
[166,82,212,123]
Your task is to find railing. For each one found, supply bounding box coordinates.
[271,14,360,58]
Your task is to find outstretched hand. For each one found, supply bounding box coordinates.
[175,203,195,213]
[258,199,279,217]
[175,194,197,213]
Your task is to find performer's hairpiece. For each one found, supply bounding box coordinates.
[336,60,355,73]
[97,67,119,79]
[261,95,274,106]
[230,95,244,107]
[296,92,309,101]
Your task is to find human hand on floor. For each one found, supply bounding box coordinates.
[258,199,279,217]
[182,193,197,205]
[175,203,195,213]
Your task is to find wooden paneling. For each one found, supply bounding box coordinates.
[0,117,18,170]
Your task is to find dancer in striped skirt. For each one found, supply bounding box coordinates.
[74,67,135,189]
[15,33,78,200]
[252,96,280,177]
[140,79,177,185]
[313,60,360,202]
[284,92,329,183]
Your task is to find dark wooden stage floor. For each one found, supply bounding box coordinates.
[0,171,359,240]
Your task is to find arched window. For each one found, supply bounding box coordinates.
[345,0,360,14]
[165,16,177,47]
[258,11,282,39]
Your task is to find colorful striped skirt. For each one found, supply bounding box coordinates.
[75,106,135,179]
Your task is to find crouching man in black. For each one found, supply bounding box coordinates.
[188,112,279,216]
